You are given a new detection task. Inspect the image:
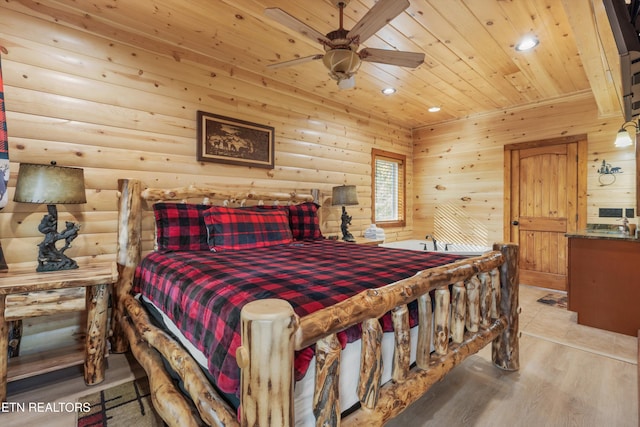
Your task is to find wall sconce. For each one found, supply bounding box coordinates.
[614,121,637,147]
[13,161,86,272]
[332,185,359,242]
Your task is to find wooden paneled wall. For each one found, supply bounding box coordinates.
[413,91,637,246]
[2,4,634,270]
[0,6,415,270]
[0,4,637,355]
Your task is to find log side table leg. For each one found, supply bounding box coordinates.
[84,283,109,385]
[0,295,7,402]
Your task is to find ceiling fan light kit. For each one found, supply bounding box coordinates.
[323,48,362,83]
[265,0,425,90]
[338,75,357,90]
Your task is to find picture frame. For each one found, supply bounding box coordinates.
[197,111,274,169]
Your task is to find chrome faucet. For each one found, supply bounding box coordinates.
[425,234,437,251]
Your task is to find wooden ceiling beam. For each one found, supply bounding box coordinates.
[560,0,623,118]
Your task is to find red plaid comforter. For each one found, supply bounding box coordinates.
[134,239,462,397]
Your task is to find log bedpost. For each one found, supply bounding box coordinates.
[490,267,501,319]
[434,287,450,355]
[238,299,297,427]
[391,305,410,382]
[112,178,142,353]
[479,272,492,328]
[0,295,6,402]
[313,334,341,426]
[450,282,466,344]
[84,283,110,385]
[491,243,519,371]
[415,293,432,369]
[465,275,481,333]
[358,318,383,409]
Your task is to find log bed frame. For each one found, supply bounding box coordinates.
[112,178,520,427]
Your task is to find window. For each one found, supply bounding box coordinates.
[372,149,405,227]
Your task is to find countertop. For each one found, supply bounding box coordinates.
[565,231,640,243]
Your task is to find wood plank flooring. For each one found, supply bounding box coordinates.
[388,285,638,427]
[1,285,638,427]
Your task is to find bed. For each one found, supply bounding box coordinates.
[112,178,519,426]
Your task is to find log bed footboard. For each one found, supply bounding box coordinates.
[113,179,519,427]
[238,243,518,426]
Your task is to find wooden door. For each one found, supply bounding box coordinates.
[505,137,587,291]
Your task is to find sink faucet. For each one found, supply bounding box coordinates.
[425,234,437,250]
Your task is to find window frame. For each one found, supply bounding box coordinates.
[371,148,406,228]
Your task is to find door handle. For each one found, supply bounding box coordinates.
[512,220,519,226]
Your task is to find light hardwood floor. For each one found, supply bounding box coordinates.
[388,286,638,427]
[2,285,638,427]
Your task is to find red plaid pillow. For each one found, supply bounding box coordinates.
[153,203,210,251]
[288,202,323,240]
[203,206,293,251]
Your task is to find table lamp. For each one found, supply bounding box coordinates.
[13,161,86,272]
[332,185,358,242]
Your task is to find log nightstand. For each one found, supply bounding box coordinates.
[0,262,117,402]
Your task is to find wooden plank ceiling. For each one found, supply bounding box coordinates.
[8,0,624,129]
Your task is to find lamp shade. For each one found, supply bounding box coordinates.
[323,48,361,89]
[338,76,356,90]
[614,128,634,148]
[14,162,86,204]
[332,185,358,206]
[323,48,361,76]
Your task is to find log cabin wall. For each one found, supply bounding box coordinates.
[413,91,637,246]
[0,6,415,354]
[0,5,415,272]
[0,3,637,358]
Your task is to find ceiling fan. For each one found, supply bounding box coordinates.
[264,0,425,89]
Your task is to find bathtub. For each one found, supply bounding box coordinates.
[378,239,492,257]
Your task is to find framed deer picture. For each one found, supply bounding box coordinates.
[196,111,274,169]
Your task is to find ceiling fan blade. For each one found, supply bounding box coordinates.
[359,48,425,68]
[266,54,324,69]
[264,8,332,45]
[347,0,410,44]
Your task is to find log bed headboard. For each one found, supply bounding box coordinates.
[112,178,520,427]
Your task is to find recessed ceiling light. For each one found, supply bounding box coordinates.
[515,36,539,51]
[381,87,396,95]
[428,106,441,112]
